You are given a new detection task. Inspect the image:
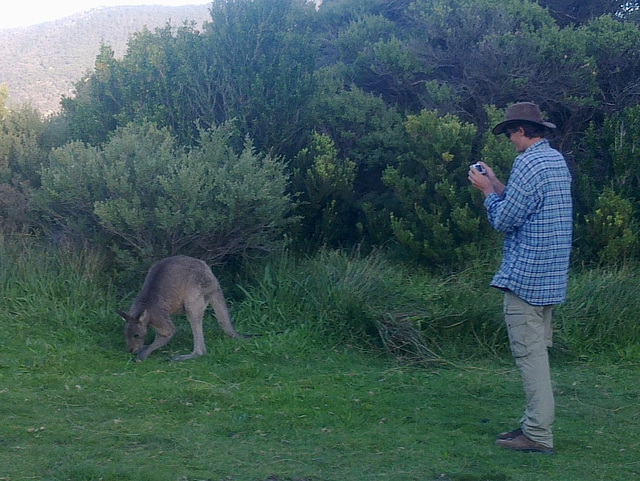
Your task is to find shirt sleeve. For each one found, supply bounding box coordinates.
[484,171,538,234]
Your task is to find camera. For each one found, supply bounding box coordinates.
[471,163,486,174]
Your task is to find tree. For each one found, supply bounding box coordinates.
[202,0,318,157]
[61,44,121,145]
[535,1,640,26]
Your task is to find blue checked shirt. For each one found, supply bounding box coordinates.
[484,139,572,306]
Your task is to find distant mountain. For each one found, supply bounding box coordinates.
[0,5,211,116]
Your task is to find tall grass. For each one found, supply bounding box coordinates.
[0,235,119,366]
[234,248,640,364]
[235,251,506,362]
[555,267,640,361]
[236,249,403,343]
[3,234,639,367]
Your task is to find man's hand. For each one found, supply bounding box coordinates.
[469,161,494,197]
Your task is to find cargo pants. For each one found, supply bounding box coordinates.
[504,290,554,448]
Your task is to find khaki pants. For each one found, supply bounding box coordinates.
[504,291,554,448]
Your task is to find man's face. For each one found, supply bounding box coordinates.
[506,126,529,153]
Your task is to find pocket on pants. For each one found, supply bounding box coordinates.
[504,304,532,358]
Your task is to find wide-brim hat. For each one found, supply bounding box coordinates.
[492,102,556,135]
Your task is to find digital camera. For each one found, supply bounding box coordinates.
[471,163,486,174]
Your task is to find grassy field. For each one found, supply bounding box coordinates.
[1,239,639,480]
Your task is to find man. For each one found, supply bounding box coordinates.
[468,102,572,455]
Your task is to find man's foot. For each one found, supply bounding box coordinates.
[494,434,553,454]
[497,427,522,440]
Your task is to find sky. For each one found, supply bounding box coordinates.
[1,1,213,29]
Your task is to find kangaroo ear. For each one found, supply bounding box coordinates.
[116,309,130,322]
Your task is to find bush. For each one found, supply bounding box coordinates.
[573,106,640,265]
[34,122,296,275]
[0,104,49,233]
[578,188,639,265]
[381,109,491,266]
[291,132,358,249]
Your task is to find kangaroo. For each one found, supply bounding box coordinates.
[116,255,244,362]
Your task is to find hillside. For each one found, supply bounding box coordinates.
[0,5,211,115]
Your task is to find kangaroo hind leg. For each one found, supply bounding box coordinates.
[171,297,207,361]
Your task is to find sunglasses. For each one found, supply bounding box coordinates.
[505,128,519,139]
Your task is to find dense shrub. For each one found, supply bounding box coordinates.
[34,122,296,274]
[573,105,640,265]
[0,104,48,232]
[380,110,490,266]
[3,0,640,271]
[291,132,358,249]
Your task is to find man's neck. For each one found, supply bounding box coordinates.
[517,136,543,153]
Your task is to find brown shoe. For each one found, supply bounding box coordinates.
[494,434,553,454]
[497,427,522,440]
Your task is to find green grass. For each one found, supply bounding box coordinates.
[0,238,639,480]
[1,344,639,480]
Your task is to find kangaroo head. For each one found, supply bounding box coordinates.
[117,309,148,355]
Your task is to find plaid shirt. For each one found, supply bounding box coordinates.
[484,139,572,306]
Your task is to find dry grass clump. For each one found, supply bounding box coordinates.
[375,311,444,365]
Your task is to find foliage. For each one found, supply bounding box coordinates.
[202,0,318,157]
[381,110,489,266]
[606,106,640,201]
[0,104,47,187]
[478,105,520,179]
[406,0,599,137]
[238,248,404,347]
[237,247,512,362]
[583,15,640,114]
[556,267,640,361]
[573,105,640,264]
[62,44,121,146]
[305,75,410,248]
[34,122,295,272]
[309,71,409,188]
[577,188,639,265]
[0,104,49,232]
[0,83,8,119]
[5,0,640,267]
[536,0,640,26]
[291,132,358,249]
[62,0,318,157]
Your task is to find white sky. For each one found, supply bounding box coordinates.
[1,1,213,29]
